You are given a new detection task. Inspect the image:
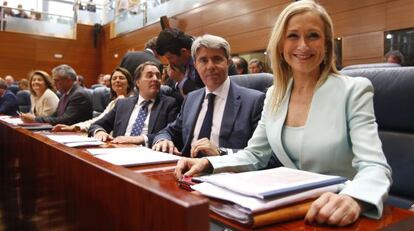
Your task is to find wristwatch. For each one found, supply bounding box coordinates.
[217,147,228,156]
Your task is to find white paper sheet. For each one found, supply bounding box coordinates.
[194,167,347,199]
[0,117,23,125]
[87,147,181,166]
[46,134,100,144]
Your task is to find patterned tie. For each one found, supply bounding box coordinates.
[130,100,151,136]
[57,94,68,116]
[198,93,216,139]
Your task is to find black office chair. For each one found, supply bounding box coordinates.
[92,86,111,117]
[16,90,31,113]
[341,66,414,209]
[230,73,273,93]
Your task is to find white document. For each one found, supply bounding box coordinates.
[0,117,23,125]
[45,134,103,147]
[194,167,347,199]
[192,182,344,214]
[65,141,104,147]
[46,134,100,144]
[87,147,181,166]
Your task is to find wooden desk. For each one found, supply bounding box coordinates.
[1,120,413,230]
[0,121,209,230]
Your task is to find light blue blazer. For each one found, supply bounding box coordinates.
[207,74,392,219]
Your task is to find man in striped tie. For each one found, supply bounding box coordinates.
[89,62,178,146]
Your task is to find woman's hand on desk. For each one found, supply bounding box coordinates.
[94,131,113,142]
[305,192,361,226]
[20,113,35,122]
[174,157,213,180]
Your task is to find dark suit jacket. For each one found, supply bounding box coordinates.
[35,84,92,125]
[153,80,265,157]
[89,94,178,145]
[119,50,162,77]
[0,90,18,116]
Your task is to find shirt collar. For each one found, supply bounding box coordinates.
[205,77,230,100]
[137,94,153,106]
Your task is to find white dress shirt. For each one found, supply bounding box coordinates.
[192,77,230,147]
[124,95,154,136]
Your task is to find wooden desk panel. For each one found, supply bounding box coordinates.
[0,121,209,230]
[1,120,414,230]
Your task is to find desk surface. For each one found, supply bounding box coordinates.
[1,121,413,230]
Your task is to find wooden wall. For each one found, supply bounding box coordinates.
[0,24,100,87]
[1,0,414,81]
[101,0,414,72]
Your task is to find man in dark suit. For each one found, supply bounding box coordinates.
[89,62,178,146]
[152,35,265,157]
[32,64,93,125]
[119,37,162,78]
[0,78,18,116]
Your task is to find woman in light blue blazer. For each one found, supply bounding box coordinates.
[174,0,391,227]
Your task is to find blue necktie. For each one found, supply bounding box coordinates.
[130,100,151,136]
[198,93,215,139]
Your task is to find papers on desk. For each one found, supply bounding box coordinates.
[46,134,104,147]
[87,147,181,167]
[191,167,347,227]
[194,167,347,200]
[0,117,23,125]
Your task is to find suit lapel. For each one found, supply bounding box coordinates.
[182,89,205,153]
[63,84,77,109]
[219,82,241,140]
[119,96,139,135]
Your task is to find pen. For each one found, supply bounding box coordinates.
[16,111,22,116]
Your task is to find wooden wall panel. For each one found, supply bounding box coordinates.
[331,4,386,37]
[2,0,414,78]
[319,0,388,14]
[386,0,414,30]
[226,28,272,54]
[175,0,288,32]
[342,31,384,65]
[0,24,100,87]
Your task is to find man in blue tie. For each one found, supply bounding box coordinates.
[89,62,178,146]
[152,34,265,157]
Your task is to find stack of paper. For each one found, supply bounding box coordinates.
[191,167,347,227]
[0,117,23,125]
[87,147,181,166]
[46,134,104,147]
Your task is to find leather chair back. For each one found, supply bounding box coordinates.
[92,87,111,117]
[230,73,273,93]
[341,62,400,71]
[16,90,31,113]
